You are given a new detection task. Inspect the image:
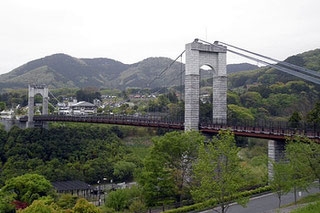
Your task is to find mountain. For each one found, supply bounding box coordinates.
[228,49,320,89]
[226,49,320,120]
[227,63,259,74]
[0,54,260,90]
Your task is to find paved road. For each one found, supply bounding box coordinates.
[200,187,319,213]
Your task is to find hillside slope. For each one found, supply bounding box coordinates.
[226,49,320,121]
[0,54,258,90]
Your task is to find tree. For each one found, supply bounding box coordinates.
[227,104,254,124]
[104,186,144,212]
[0,191,15,213]
[0,101,6,111]
[113,161,136,181]
[269,161,291,208]
[307,101,320,125]
[138,131,204,206]
[240,91,262,108]
[286,139,313,205]
[1,174,55,205]
[18,200,62,213]
[192,130,249,213]
[72,198,101,213]
[288,111,302,128]
[286,137,320,190]
[105,189,129,211]
[56,194,78,210]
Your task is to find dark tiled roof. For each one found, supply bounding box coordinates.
[52,180,93,191]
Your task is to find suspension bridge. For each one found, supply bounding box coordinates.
[19,39,320,178]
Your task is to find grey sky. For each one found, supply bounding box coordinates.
[0,0,319,74]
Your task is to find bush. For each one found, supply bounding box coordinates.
[129,200,147,213]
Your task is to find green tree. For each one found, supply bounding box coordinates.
[240,91,262,108]
[269,161,291,208]
[288,111,302,128]
[1,174,55,205]
[105,189,129,211]
[113,161,136,181]
[307,101,320,125]
[104,186,143,212]
[192,130,249,213]
[286,137,320,190]
[0,101,6,111]
[129,200,147,213]
[72,198,101,213]
[138,131,204,206]
[286,139,313,204]
[0,191,15,213]
[18,200,62,213]
[227,104,254,123]
[56,194,78,210]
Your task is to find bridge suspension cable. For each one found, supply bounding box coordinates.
[146,50,185,87]
[196,39,320,85]
[217,41,320,79]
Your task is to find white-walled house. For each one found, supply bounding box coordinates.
[57,101,97,115]
[0,109,14,119]
[70,101,97,115]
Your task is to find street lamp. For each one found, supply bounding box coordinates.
[97,180,101,206]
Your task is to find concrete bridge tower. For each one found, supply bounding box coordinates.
[27,84,48,128]
[185,40,227,131]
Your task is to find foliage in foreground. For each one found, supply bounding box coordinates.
[138,131,205,206]
[192,130,249,213]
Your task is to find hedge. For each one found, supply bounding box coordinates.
[163,185,272,213]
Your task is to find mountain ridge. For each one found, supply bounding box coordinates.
[0,54,259,90]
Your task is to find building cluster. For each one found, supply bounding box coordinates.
[57,99,97,115]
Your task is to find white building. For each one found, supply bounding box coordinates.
[0,109,14,119]
[70,101,97,115]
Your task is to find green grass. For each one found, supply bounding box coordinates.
[291,201,320,213]
[282,193,320,208]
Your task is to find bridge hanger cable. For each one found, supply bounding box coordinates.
[32,85,56,112]
[217,41,320,79]
[197,39,320,85]
[48,90,61,104]
[146,50,185,87]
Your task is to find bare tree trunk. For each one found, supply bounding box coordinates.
[278,194,281,209]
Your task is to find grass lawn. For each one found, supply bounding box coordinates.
[291,201,320,213]
[281,192,320,208]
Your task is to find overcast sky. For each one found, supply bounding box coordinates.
[0,0,319,74]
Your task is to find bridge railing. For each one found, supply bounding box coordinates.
[27,114,184,128]
[201,118,320,138]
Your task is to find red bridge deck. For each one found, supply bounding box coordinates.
[20,115,320,141]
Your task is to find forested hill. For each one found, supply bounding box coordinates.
[0,54,257,90]
[226,49,320,121]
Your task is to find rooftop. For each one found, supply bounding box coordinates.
[52,180,93,191]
